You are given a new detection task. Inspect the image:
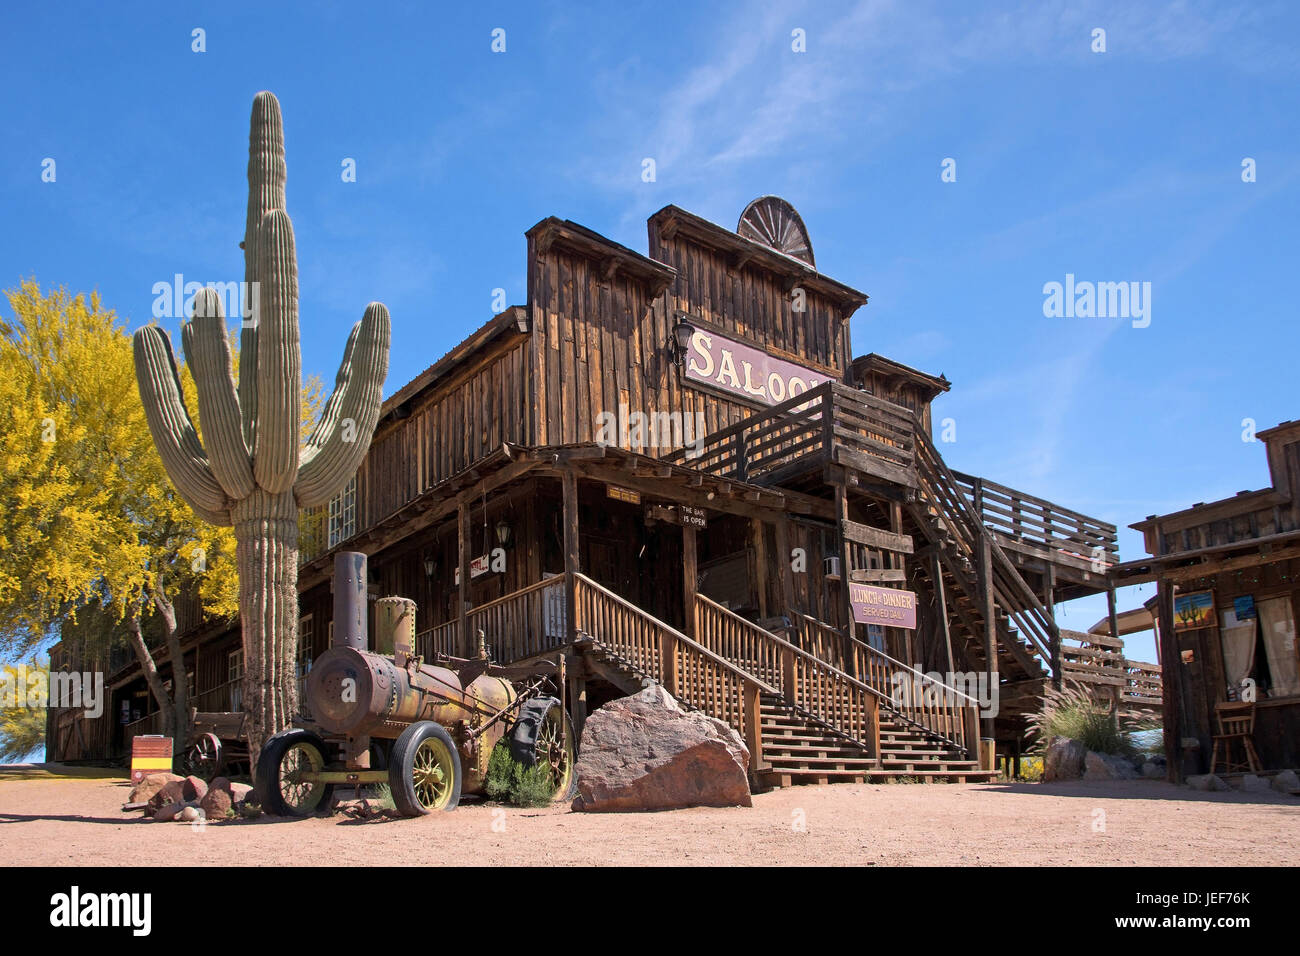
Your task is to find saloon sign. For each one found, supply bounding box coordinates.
[849,583,918,629]
[684,327,826,406]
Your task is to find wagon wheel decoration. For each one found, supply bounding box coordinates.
[510,697,577,802]
[183,732,225,780]
[737,196,815,267]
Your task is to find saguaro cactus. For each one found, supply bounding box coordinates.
[133,92,390,763]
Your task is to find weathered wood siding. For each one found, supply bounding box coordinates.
[528,227,854,454]
[359,336,531,527]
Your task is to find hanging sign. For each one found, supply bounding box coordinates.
[606,485,641,505]
[849,583,917,629]
[684,326,826,407]
[454,554,495,585]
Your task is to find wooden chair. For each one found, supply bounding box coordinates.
[1209,701,1262,775]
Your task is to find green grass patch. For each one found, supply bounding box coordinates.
[484,742,556,808]
[1027,683,1135,757]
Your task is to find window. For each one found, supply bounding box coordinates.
[328,476,358,548]
[228,649,244,712]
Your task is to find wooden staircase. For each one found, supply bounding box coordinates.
[570,573,995,787]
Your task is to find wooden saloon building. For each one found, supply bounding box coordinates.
[1111,420,1300,781]
[50,197,1141,786]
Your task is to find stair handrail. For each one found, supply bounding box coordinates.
[573,573,774,765]
[912,427,1062,668]
[696,594,973,757]
[791,611,982,708]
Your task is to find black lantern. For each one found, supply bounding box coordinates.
[671,318,696,367]
[495,518,513,549]
[423,555,437,580]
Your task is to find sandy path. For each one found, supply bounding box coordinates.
[1,775,1295,866]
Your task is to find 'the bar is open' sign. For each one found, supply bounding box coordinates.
[849,583,918,629]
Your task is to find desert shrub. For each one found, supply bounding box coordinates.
[1027,682,1133,756]
[1018,756,1044,782]
[485,741,555,808]
[367,783,395,810]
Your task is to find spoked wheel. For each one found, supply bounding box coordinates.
[390,721,461,816]
[510,697,577,803]
[255,729,334,817]
[183,732,225,781]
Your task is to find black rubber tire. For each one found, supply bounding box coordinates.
[255,728,335,817]
[510,697,579,803]
[389,721,462,816]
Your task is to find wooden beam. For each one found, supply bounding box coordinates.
[774,517,797,618]
[977,536,997,740]
[841,519,913,554]
[835,485,858,678]
[751,518,769,618]
[848,568,907,583]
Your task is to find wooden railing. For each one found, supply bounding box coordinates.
[193,678,240,713]
[124,711,164,741]
[952,471,1118,566]
[573,574,768,767]
[788,611,978,755]
[1060,629,1162,708]
[416,619,460,661]
[415,577,568,664]
[667,382,915,486]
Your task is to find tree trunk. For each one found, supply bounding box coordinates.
[233,488,300,773]
[125,610,175,742]
[153,590,190,758]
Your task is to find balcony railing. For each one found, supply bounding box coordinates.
[952,472,1118,566]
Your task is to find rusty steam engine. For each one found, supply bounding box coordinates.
[255,552,575,816]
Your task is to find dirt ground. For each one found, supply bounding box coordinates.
[1,769,1295,866]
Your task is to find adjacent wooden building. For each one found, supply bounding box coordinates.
[49,196,1140,785]
[1112,420,1300,779]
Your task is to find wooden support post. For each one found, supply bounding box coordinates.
[933,552,955,676]
[1156,581,1182,783]
[562,470,580,647]
[865,695,882,768]
[774,517,797,622]
[681,524,698,639]
[1045,563,1061,688]
[835,485,857,678]
[568,670,587,741]
[977,535,997,742]
[457,500,471,657]
[890,501,910,666]
[751,518,769,619]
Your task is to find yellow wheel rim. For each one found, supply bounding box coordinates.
[535,708,573,798]
[279,741,327,813]
[412,737,455,811]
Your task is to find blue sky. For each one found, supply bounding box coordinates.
[3,0,1299,669]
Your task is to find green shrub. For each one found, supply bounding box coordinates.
[485,741,556,808]
[1027,682,1133,757]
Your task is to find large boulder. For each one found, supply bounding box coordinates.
[198,777,254,817]
[1043,737,1086,782]
[1238,774,1271,793]
[572,685,752,812]
[129,772,183,805]
[1187,773,1230,792]
[148,774,207,813]
[1271,769,1299,793]
[1084,751,1139,780]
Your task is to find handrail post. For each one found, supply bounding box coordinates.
[866,695,881,767]
[661,627,679,695]
[744,679,766,771]
[780,642,797,706]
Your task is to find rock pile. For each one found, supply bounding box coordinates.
[123,773,255,822]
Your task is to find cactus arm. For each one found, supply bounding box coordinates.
[181,288,256,500]
[251,209,301,493]
[295,302,391,508]
[132,326,232,526]
[240,91,288,451]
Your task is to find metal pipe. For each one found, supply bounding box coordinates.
[333,551,368,651]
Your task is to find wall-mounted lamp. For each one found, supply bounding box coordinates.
[495,518,513,549]
[671,318,696,368]
[423,555,438,580]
